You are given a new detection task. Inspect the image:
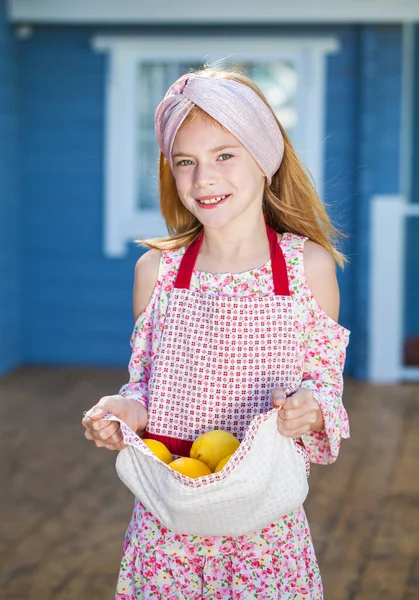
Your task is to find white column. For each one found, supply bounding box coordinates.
[369,196,405,383]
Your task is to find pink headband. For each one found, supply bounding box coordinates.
[154,74,284,184]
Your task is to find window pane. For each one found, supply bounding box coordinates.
[136,62,203,210]
[136,59,298,210]
[240,61,298,143]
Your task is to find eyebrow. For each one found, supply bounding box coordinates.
[172,145,242,159]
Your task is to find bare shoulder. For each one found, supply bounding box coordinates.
[133,249,161,320]
[303,240,340,322]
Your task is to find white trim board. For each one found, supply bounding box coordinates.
[8,0,419,24]
[369,196,405,383]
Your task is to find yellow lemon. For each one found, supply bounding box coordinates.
[168,457,212,478]
[143,439,173,464]
[190,430,240,472]
[214,453,234,473]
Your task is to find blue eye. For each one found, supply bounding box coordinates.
[219,153,233,161]
[175,159,193,167]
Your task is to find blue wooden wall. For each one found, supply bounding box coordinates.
[0,0,21,375]
[12,24,403,379]
[343,26,402,378]
[19,30,138,368]
[325,26,359,376]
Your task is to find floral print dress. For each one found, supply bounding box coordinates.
[115,232,350,599]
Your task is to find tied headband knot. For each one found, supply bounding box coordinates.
[155,74,284,184]
[165,73,192,97]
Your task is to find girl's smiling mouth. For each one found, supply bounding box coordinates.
[195,194,231,207]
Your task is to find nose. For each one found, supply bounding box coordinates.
[193,162,218,189]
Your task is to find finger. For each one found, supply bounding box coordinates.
[270,387,286,408]
[95,439,126,451]
[93,439,107,448]
[105,440,127,451]
[277,413,316,436]
[82,403,108,421]
[93,395,125,418]
[81,416,91,429]
[84,429,94,441]
[278,406,307,421]
[96,431,121,449]
[100,425,124,446]
[82,415,101,430]
[283,388,315,410]
[90,419,119,434]
[84,399,113,422]
[85,421,120,443]
[89,406,107,421]
[282,394,304,410]
[277,423,312,438]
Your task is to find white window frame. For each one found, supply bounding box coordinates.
[92,35,339,257]
[370,196,419,382]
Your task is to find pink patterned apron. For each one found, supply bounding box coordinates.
[144,224,301,455]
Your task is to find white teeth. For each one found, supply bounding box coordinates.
[199,195,227,205]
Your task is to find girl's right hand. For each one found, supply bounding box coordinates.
[81,395,148,451]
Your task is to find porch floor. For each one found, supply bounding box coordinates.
[1,367,418,599]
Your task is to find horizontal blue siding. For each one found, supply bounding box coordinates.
[0,0,21,375]
[355,26,402,378]
[324,26,359,376]
[19,30,137,368]
[25,333,131,368]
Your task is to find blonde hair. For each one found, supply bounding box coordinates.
[140,67,346,268]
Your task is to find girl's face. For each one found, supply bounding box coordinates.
[172,112,265,230]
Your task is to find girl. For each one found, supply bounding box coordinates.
[82,67,350,599]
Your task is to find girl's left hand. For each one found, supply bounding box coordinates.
[270,387,324,438]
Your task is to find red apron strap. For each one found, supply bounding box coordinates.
[174,231,204,289]
[174,223,290,296]
[267,224,291,296]
[143,431,193,458]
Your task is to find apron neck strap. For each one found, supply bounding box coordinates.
[174,230,204,290]
[174,223,290,296]
[267,224,291,296]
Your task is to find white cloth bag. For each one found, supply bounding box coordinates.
[102,407,308,537]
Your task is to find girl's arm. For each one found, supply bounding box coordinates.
[299,241,350,464]
[133,250,162,322]
[118,250,161,409]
